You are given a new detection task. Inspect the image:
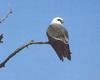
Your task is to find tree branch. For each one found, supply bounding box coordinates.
[0,40,50,68]
[0,8,12,23]
[0,34,3,43]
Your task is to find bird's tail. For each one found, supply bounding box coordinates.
[63,44,72,60]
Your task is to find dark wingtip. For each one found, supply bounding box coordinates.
[61,57,71,62]
[60,58,64,62]
[67,53,71,61]
[68,57,71,61]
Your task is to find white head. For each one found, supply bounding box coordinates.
[51,17,64,24]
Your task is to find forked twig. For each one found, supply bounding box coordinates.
[0,40,50,68]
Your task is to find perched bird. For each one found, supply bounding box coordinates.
[47,17,71,61]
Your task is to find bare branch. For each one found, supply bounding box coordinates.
[0,8,12,23]
[0,40,50,68]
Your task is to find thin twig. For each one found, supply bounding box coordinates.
[0,8,12,23]
[0,34,3,43]
[0,40,50,68]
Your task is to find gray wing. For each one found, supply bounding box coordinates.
[47,24,71,61]
[47,24,69,43]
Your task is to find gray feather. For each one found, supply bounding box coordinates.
[47,23,71,61]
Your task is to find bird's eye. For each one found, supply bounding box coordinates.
[57,19,61,21]
[57,19,64,23]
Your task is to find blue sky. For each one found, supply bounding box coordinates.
[0,0,100,80]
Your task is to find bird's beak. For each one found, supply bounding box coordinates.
[61,21,64,24]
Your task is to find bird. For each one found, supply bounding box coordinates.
[46,17,72,61]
